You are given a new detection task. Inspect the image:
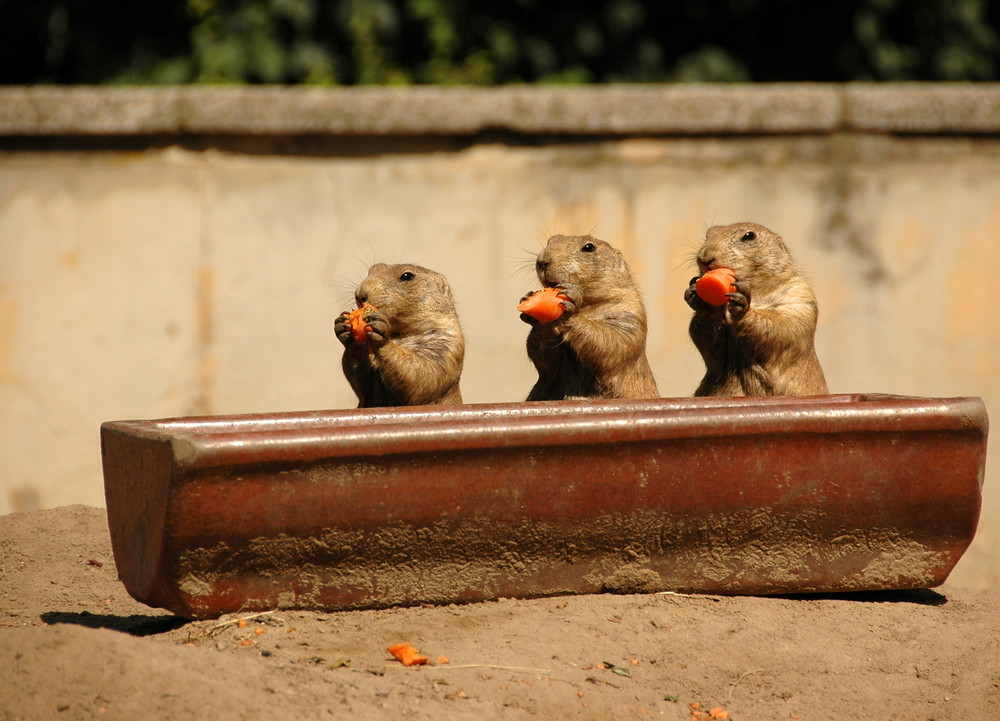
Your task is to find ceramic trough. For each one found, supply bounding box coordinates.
[101,394,988,619]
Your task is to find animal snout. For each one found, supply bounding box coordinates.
[535,258,552,283]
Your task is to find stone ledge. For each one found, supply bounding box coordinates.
[844,84,1000,133]
[0,83,998,137]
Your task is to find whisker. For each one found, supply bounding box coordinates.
[504,248,539,283]
[670,241,703,275]
[328,276,359,311]
[535,213,553,242]
[350,245,375,276]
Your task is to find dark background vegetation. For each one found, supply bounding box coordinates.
[2,0,1000,85]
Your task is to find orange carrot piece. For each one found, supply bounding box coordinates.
[695,268,737,306]
[387,642,428,666]
[518,287,568,323]
[344,303,377,345]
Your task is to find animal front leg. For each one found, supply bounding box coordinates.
[725,281,751,322]
[684,276,711,311]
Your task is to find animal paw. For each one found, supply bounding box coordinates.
[363,312,390,346]
[684,278,709,310]
[553,283,581,315]
[334,312,357,346]
[726,281,751,318]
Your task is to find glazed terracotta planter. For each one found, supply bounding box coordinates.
[101,394,988,619]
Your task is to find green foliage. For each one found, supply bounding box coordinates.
[846,0,1000,80]
[1,0,998,84]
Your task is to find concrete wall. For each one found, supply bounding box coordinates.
[1,85,998,590]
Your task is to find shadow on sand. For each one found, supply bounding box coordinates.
[40,610,188,636]
[774,587,948,606]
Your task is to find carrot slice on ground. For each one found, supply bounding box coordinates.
[387,642,428,666]
[344,303,377,345]
[518,287,568,323]
[695,268,736,306]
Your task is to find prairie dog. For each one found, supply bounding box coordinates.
[335,263,464,407]
[520,234,659,401]
[684,222,828,397]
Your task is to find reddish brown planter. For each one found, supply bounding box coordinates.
[101,394,988,619]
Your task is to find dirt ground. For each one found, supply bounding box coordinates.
[2,505,999,721]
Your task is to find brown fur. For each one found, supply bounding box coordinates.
[335,263,465,407]
[684,222,828,397]
[521,234,659,401]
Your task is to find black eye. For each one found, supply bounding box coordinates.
[398,271,415,281]
[741,231,756,242]
[581,242,596,252]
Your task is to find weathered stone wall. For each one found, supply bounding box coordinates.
[1,85,998,590]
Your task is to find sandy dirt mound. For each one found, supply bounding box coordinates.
[2,505,999,720]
